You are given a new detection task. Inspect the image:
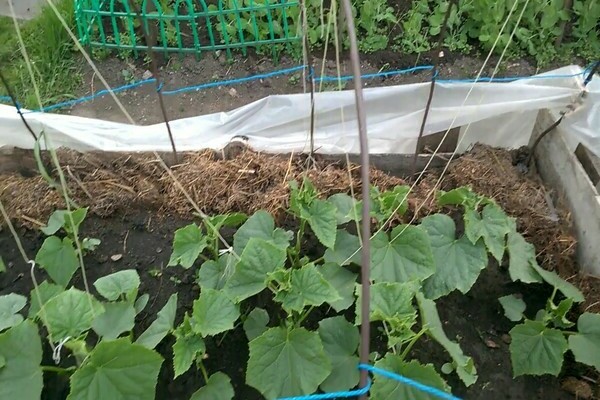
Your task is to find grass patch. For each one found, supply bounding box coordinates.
[0,0,81,110]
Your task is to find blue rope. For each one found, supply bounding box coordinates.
[359,364,462,400]
[273,363,464,400]
[25,78,157,113]
[1,63,593,113]
[276,378,371,400]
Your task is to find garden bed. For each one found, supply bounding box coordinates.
[0,145,599,399]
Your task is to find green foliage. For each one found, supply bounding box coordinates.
[93,270,141,302]
[0,0,81,109]
[421,214,488,299]
[168,223,207,269]
[44,288,104,342]
[498,295,526,322]
[370,225,435,283]
[371,356,450,400]
[190,372,234,400]
[568,313,600,370]
[318,317,360,392]
[0,294,27,332]
[191,289,240,337]
[398,0,599,66]
[509,320,568,376]
[0,321,43,400]
[92,301,136,340]
[243,307,270,341]
[35,236,79,287]
[247,327,331,399]
[67,339,163,400]
[27,281,64,319]
[136,294,178,349]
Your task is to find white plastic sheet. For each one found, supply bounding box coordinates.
[0,65,597,157]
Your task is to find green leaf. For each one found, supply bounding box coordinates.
[464,203,511,262]
[247,327,331,399]
[0,321,43,400]
[191,289,239,337]
[81,238,101,253]
[134,294,150,315]
[0,294,26,332]
[41,208,87,236]
[371,356,450,400]
[0,257,5,273]
[168,224,207,269]
[173,318,205,378]
[44,288,104,342]
[318,317,360,392]
[437,187,482,209]
[509,320,567,376]
[328,193,361,224]
[28,281,64,319]
[305,199,337,248]
[67,338,163,400]
[197,253,236,290]
[274,264,340,313]
[421,214,488,299]
[548,298,575,328]
[568,313,600,370]
[371,225,435,283]
[416,293,477,386]
[233,210,292,254]
[35,236,78,287]
[136,293,178,349]
[323,230,362,266]
[356,282,418,325]
[319,263,357,312]
[376,185,410,222]
[226,238,287,302]
[498,295,526,322]
[530,263,584,303]
[205,213,248,231]
[506,231,543,283]
[243,308,269,341]
[93,270,141,302]
[190,372,234,400]
[92,302,135,340]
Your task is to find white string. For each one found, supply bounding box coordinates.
[341,0,522,265]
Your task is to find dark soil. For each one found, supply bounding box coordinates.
[0,210,593,399]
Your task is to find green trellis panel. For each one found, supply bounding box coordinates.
[74,0,301,58]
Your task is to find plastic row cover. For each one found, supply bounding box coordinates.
[0,65,597,157]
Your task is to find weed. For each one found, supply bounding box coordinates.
[0,0,81,109]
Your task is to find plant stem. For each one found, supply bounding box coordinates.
[296,306,315,327]
[312,256,324,264]
[198,361,210,385]
[295,219,306,258]
[400,328,427,360]
[41,365,76,374]
[382,321,397,355]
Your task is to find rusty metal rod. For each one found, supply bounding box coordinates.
[127,0,178,164]
[0,67,38,142]
[411,0,457,177]
[338,0,370,396]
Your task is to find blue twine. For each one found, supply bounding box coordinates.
[1,63,593,113]
[276,378,371,400]
[24,78,157,113]
[273,363,463,400]
[359,364,462,400]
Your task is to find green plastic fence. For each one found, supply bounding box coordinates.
[74,0,301,58]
